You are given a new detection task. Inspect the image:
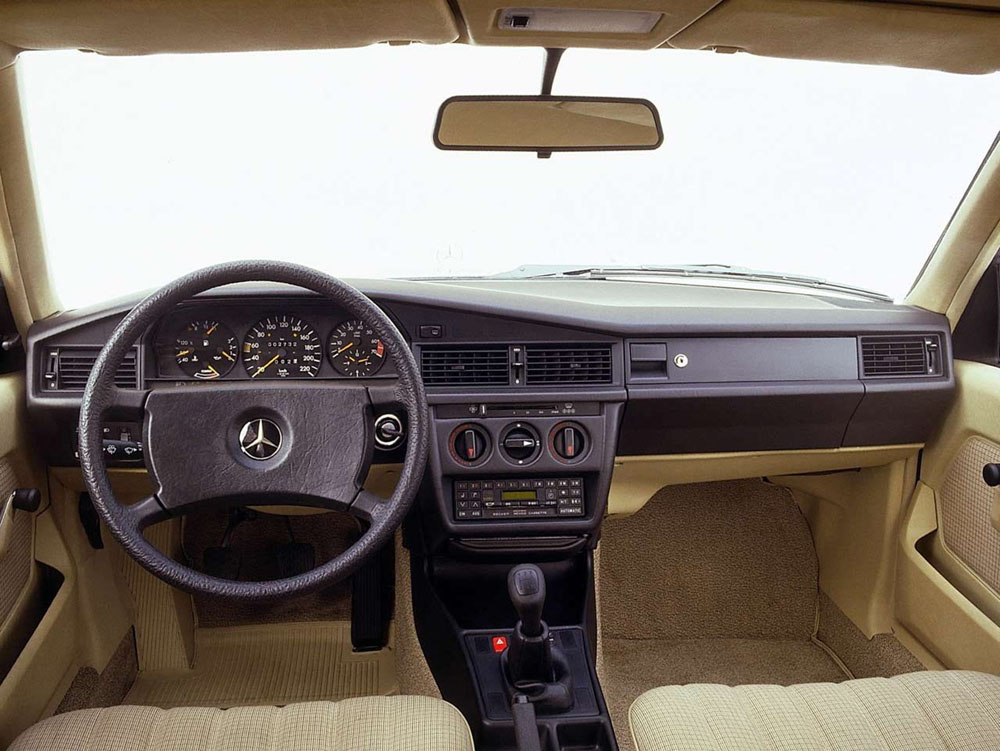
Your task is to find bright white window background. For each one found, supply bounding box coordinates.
[17,45,1000,309]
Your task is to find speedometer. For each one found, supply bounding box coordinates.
[328,319,386,378]
[242,316,322,379]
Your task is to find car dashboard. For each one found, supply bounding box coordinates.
[24,276,955,552]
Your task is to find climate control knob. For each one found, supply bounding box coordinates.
[551,423,587,463]
[500,423,541,465]
[451,424,489,465]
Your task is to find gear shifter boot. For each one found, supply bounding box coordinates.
[503,564,574,713]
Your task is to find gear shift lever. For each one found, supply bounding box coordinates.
[509,563,545,638]
[503,563,574,713]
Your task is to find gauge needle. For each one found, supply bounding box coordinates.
[333,342,354,356]
[205,323,218,335]
[219,350,234,362]
[176,350,191,357]
[253,354,280,377]
[206,364,219,377]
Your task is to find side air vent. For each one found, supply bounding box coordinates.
[43,347,139,391]
[421,346,510,386]
[525,345,613,385]
[860,335,942,378]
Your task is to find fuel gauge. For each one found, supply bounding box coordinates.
[174,320,238,379]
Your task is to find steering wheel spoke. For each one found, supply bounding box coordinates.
[349,488,390,524]
[123,494,170,531]
[106,386,150,422]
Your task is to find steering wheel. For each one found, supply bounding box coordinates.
[78,261,428,600]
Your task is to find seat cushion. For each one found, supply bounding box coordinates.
[10,696,474,751]
[629,670,1000,750]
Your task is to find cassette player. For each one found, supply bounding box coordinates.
[453,477,584,521]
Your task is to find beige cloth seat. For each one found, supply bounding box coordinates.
[9,696,474,751]
[629,670,1000,750]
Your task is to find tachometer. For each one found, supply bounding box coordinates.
[242,316,322,379]
[174,320,238,379]
[328,319,386,378]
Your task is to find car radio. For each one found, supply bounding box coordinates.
[454,477,583,520]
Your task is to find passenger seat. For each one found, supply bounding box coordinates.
[629,670,1000,750]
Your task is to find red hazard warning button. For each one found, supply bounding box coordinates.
[491,636,508,653]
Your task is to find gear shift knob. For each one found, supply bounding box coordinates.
[508,563,546,637]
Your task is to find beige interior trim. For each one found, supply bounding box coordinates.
[896,482,1000,672]
[921,361,1000,488]
[0,373,26,458]
[669,0,1000,74]
[0,0,460,55]
[906,145,1000,327]
[607,444,921,516]
[772,458,917,637]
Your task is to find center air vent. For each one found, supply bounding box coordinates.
[860,335,941,378]
[421,346,510,386]
[43,347,139,391]
[525,345,613,385]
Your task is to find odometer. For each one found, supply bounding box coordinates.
[174,320,237,379]
[328,319,386,378]
[242,316,322,379]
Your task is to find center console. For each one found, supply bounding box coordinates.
[410,392,624,751]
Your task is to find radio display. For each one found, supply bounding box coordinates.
[501,490,537,501]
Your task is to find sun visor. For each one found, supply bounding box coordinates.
[0,0,460,54]
[669,0,1000,74]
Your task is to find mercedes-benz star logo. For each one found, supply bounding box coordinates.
[239,418,282,460]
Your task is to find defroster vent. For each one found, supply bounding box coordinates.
[525,345,613,385]
[860,335,942,378]
[421,346,510,386]
[43,347,139,390]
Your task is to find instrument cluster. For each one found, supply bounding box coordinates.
[154,304,393,381]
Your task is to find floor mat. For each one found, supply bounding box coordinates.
[125,621,395,709]
[597,479,848,751]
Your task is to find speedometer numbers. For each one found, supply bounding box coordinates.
[174,320,238,379]
[242,316,322,379]
[328,319,386,378]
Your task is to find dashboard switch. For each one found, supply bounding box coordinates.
[418,324,443,339]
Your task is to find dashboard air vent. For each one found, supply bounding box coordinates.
[860,335,941,378]
[421,346,510,386]
[43,347,139,390]
[525,345,613,385]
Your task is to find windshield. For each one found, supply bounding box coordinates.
[18,46,1000,308]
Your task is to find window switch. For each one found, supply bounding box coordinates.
[419,324,443,339]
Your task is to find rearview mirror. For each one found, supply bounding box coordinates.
[433,96,663,155]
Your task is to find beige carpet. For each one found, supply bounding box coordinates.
[598,479,848,751]
[125,621,395,709]
[56,631,139,715]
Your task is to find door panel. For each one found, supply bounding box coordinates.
[0,371,43,680]
[939,435,1000,594]
[897,360,1000,669]
[0,450,39,677]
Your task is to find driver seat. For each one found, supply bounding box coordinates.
[8,696,474,751]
